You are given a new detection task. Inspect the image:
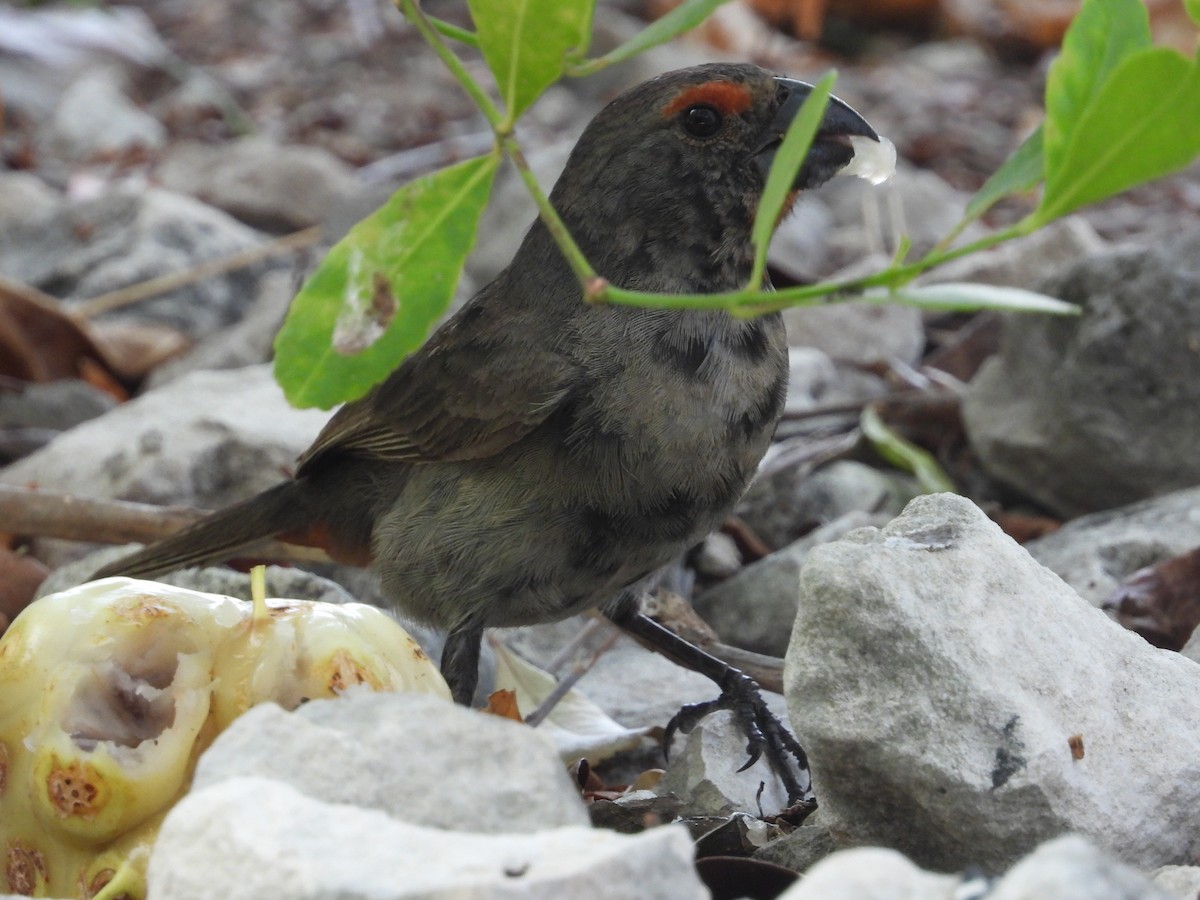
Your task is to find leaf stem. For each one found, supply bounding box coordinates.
[598,218,1034,313]
[399,0,598,288]
[500,137,598,284]
[396,0,504,129]
[427,15,479,47]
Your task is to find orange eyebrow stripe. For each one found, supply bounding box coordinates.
[661,81,753,118]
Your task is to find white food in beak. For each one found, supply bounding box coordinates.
[843,135,897,185]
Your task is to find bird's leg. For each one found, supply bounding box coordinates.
[605,590,815,814]
[440,624,484,705]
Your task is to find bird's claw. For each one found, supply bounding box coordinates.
[661,668,814,810]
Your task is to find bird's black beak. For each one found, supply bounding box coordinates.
[753,77,880,191]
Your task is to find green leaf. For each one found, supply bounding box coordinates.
[567,0,732,75]
[1039,48,1200,221]
[467,0,593,121]
[962,124,1044,222]
[860,407,956,495]
[274,154,499,409]
[749,71,834,287]
[1043,0,1151,185]
[1186,0,1200,28]
[877,282,1080,315]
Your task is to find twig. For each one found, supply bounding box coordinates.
[525,625,623,728]
[74,226,322,319]
[0,485,330,564]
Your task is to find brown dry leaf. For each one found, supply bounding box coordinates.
[945,0,1193,53]
[0,278,127,399]
[1068,734,1085,760]
[743,0,828,39]
[993,510,1061,544]
[88,319,192,382]
[0,547,48,635]
[1103,546,1200,651]
[483,688,524,722]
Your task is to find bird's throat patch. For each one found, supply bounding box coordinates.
[662,81,753,118]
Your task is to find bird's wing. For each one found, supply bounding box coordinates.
[296,305,576,474]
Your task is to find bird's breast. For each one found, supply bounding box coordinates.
[551,309,788,520]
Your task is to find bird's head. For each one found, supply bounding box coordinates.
[546,63,887,291]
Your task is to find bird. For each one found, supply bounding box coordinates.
[97,62,881,810]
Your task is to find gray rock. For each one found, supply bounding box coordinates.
[783,302,925,367]
[694,511,891,656]
[753,825,838,873]
[778,846,959,899]
[48,68,165,159]
[1153,865,1200,899]
[0,188,272,339]
[144,270,295,387]
[157,137,365,232]
[963,229,1200,517]
[193,692,588,833]
[782,347,840,416]
[1025,486,1200,605]
[786,493,1200,871]
[0,365,329,565]
[768,199,836,283]
[655,710,789,817]
[0,378,116,433]
[739,460,919,551]
[987,835,1171,900]
[148,776,705,900]
[0,172,62,224]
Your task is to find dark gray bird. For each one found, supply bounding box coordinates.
[98,62,881,808]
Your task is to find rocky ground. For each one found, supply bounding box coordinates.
[2,1,1200,898]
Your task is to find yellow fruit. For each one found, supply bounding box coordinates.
[0,576,450,898]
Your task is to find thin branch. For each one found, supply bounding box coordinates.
[0,485,330,564]
[75,226,321,319]
[500,136,598,285]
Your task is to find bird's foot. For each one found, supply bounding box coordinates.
[663,667,815,819]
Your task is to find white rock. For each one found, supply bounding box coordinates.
[148,776,706,900]
[777,846,959,899]
[988,835,1171,900]
[777,835,1169,900]
[655,710,789,817]
[785,493,1200,871]
[192,692,589,833]
[1153,864,1200,899]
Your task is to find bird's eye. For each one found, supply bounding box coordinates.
[682,104,722,138]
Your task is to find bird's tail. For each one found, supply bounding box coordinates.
[94,481,310,580]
